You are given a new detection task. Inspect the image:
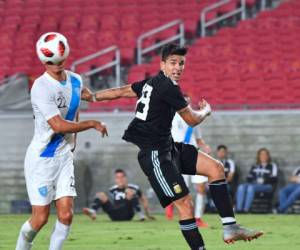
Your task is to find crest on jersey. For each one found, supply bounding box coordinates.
[173,184,182,194]
[38,186,48,197]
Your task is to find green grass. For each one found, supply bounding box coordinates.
[1,214,300,250]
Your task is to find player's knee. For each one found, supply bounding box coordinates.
[58,211,73,225]
[210,161,225,180]
[175,196,194,218]
[96,192,107,201]
[34,214,48,230]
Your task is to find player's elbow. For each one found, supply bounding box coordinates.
[186,117,200,127]
[51,122,64,134]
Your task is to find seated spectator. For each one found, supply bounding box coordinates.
[83,169,155,221]
[236,148,278,213]
[216,145,236,195]
[276,167,300,213]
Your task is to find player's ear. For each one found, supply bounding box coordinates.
[160,61,166,71]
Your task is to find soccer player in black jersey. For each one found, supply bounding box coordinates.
[83,169,154,221]
[90,44,263,249]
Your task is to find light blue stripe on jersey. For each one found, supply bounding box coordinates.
[40,75,81,157]
[183,126,193,143]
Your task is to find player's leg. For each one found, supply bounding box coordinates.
[49,197,73,250]
[16,205,50,250]
[83,192,108,220]
[193,182,209,228]
[17,149,53,250]
[49,153,76,250]
[173,194,206,250]
[138,148,206,249]
[195,151,263,243]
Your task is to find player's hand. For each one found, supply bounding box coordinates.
[198,99,211,117]
[201,144,212,155]
[147,215,156,221]
[92,121,108,137]
[81,87,95,102]
[125,188,136,200]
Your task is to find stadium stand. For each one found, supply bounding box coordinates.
[127,0,299,110]
[0,0,292,112]
[0,0,228,81]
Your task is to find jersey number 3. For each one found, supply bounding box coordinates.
[136,84,153,121]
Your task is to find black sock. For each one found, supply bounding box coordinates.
[91,198,102,211]
[209,179,236,226]
[179,218,205,250]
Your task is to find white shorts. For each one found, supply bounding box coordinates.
[183,174,208,186]
[191,175,208,184]
[24,146,77,206]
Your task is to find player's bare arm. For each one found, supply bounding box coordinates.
[196,138,212,154]
[94,85,137,101]
[47,115,108,137]
[178,99,211,127]
[139,194,155,220]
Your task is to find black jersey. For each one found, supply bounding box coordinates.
[247,163,278,185]
[109,183,142,205]
[123,71,187,148]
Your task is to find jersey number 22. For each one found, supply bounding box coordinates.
[136,84,153,121]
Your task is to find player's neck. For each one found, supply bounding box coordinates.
[46,70,66,82]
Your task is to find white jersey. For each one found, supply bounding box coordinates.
[172,113,208,184]
[171,113,202,147]
[29,70,82,157]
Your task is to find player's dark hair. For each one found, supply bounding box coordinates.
[217,145,227,151]
[161,43,187,61]
[115,169,126,176]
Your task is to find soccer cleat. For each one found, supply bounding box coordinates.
[223,224,264,244]
[195,218,209,228]
[83,208,97,220]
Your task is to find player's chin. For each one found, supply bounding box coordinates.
[173,76,181,81]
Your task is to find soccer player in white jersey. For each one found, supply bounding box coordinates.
[15,32,107,250]
[167,94,211,227]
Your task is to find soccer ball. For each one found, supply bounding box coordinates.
[36,32,70,64]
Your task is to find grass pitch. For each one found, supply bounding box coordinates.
[0,214,299,250]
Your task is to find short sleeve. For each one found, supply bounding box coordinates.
[31,81,60,121]
[228,159,236,173]
[131,80,147,96]
[271,163,278,177]
[157,80,187,111]
[193,126,203,139]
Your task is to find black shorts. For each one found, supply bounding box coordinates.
[102,200,135,221]
[138,142,198,208]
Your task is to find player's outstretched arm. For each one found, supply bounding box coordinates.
[140,194,155,220]
[48,115,108,137]
[94,85,137,101]
[178,99,211,127]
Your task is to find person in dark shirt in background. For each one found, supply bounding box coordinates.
[236,148,278,213]
[216,145,236,196]
[83,169,154,221]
